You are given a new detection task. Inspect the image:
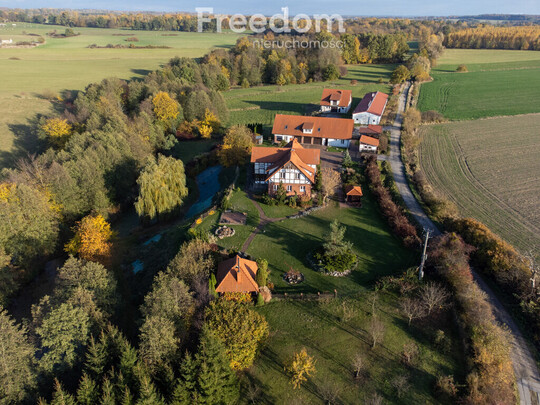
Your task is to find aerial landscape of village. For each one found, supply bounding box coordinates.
[0,1,540,404]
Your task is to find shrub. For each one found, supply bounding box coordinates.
[456,64,468,72]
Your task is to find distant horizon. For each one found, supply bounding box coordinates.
[2,0,540,18]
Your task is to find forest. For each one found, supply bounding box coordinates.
[444,25,540,50]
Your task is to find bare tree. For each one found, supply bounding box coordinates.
[420,282,449,314]
[524,250,539,293]
[401,342,419,366]
[318,380,341,404]
[391,375,410,398]
[368,316,385,349]
[368,291,379,315]
[352,352,364,379]
[400,297,425,326]
[321,168,341,202]
[365,392,384,405]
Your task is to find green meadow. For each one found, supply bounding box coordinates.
[418,49,540,120]
[224,64,395,132]
[0,23,241,164]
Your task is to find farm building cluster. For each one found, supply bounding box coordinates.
[250,88,387,196]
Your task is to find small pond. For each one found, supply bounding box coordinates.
[185,165,222,219]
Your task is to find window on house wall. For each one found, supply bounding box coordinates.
[300,186,306,193]
[341,139,345,144]
[281,172,286,179]
[296,173,301,179]
[273,185,278,191]
[276,136,282,141]
[287,185,292,192]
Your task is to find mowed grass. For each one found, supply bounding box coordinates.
[224,64,395,132]
[243,197,463,403]
[418,49,540,120]
[0,23,241,164]
[418,114,540,254]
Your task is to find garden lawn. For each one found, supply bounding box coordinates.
[171,139,217,164]
[244,191,463,403]
[195,189,260,251]
[255,199,301,219]
[247,195,416,295]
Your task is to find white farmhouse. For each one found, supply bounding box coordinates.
[359,135,379,153]
[352,91,389,125]
[320,89,352,114]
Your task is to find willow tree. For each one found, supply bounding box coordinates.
[135,155,188,220]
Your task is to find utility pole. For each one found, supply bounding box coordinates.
[418,229,431,280]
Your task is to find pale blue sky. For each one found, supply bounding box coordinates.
[3,0,540,16]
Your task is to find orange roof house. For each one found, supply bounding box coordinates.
[272,114,354,148]
[251,139,320,196]
[320,89,352,113]
[352,92,389,125]
[215,255,259,294]
[359,135,380,153]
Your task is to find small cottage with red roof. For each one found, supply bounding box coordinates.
[215,255,259,294]
[358,125,383,139]
[320,89,352,114]
[251,139,320,196]
[352,92,388,125]
[359,135,380,153]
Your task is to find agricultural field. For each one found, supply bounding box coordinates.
[418,114,540,254]
[417,49,540,120]
[0,23,241,165]
[224,64,395,132]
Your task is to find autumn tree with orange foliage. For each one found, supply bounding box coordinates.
[65,214,113,262]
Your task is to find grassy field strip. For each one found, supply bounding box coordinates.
[419,114,540,253]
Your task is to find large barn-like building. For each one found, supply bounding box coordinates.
[251,139,320,196]
[272,114,354,148]
[352,92,388,125]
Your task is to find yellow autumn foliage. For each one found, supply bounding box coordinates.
[65,214,114,261]
[0,183,17,203]
[41,118,72,147]
[285,348,316,389]
[152,91,179,122]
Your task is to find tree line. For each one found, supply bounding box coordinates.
[445,26,540,50]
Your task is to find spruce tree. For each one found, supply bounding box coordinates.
[76,373,98,405]
[101,377,116,405]
[120,386,134,405]
[195,327,239,405]
[0,307,37,403]
[50,379,76,405]
[171,353,197,405]
[136,368,164,405]
[84,334,108,380]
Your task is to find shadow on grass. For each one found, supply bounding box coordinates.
[1,119,46,168]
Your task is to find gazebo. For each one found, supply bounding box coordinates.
[345,185,363,206]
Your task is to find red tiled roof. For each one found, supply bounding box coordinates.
[353,92,388,117]
[358,125,383,135]
[272,114,354,140]
[216,255,259,294]
[265,149,316,183]
[345,185,363,196]
[360,135,380,147]
[250,144,320,166]
[320,89,352,107]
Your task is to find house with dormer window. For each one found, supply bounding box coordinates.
[320,89,352,113]
[251,139,320,196]
[272,114,353,148]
